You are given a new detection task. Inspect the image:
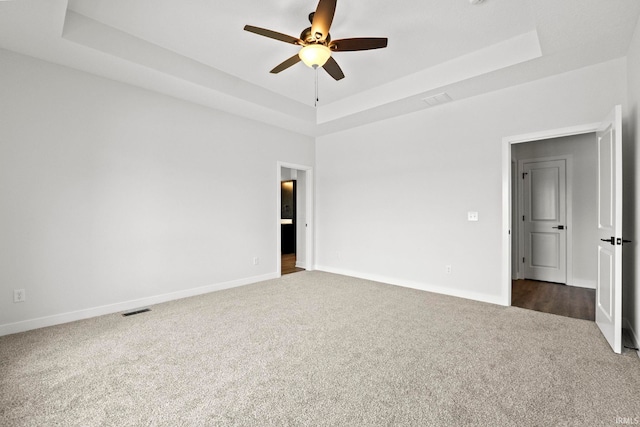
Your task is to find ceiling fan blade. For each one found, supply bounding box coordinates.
[330,38,388,52]
[244,25,302,45]
[311,0,337,41]
[270,54,302,74]
[323,56,345,81]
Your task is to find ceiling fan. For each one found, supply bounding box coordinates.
[244,0,388,81]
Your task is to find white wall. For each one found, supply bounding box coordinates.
[0,49,314,334]
[512,134,598,289]
[316,58,627,305]
[624,15,640,345]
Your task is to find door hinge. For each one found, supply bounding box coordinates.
[522,172,528,179]
[522,215,525,221]
[522,257,525,263]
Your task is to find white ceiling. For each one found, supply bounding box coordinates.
[1,0,639,136]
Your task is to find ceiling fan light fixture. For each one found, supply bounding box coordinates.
[299,44,331,68]
[244,0,387,80]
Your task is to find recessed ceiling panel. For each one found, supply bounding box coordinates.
[67,0,536,106]
[1,0,639,135]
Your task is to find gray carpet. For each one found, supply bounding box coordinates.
[1,271,639,426]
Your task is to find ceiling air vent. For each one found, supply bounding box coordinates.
[421,92,452,107]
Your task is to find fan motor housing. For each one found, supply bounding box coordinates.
[300,27,331,44]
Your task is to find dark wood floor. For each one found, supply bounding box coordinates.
[512,279,595,321]
[281,253,304,275]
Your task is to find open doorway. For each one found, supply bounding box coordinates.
[281,179,303,275]
[510,133,598,320]
[277,162,314,276]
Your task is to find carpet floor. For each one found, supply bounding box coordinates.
[1,271,639,426]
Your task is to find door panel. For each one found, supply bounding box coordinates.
[530,233,560,268]
[531,168,560,221]
[598,131,613,229]
[595,105,623,354]
[523,159,567,283]
[597,246,613,321]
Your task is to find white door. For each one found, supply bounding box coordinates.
[596,105,623,354]
[522,159,567,283]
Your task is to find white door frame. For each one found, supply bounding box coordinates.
[277,161,314,276]
[501,123,600,306]
[517,155,573,284]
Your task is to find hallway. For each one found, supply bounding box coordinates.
[281,253,304,275]
[511,279,595,321]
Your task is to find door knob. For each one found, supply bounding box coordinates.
[602,237,633,245]
[552,225,565,230]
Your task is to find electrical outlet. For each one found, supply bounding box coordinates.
[467,211,479,221]
[446,265,452,274]
[14,289,26,303]
[253,257,259,265]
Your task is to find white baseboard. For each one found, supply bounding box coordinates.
[314,265,505,306]
[0,272,278,337]
[567,279,596,289]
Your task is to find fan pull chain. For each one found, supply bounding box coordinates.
[314,66,319,107]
